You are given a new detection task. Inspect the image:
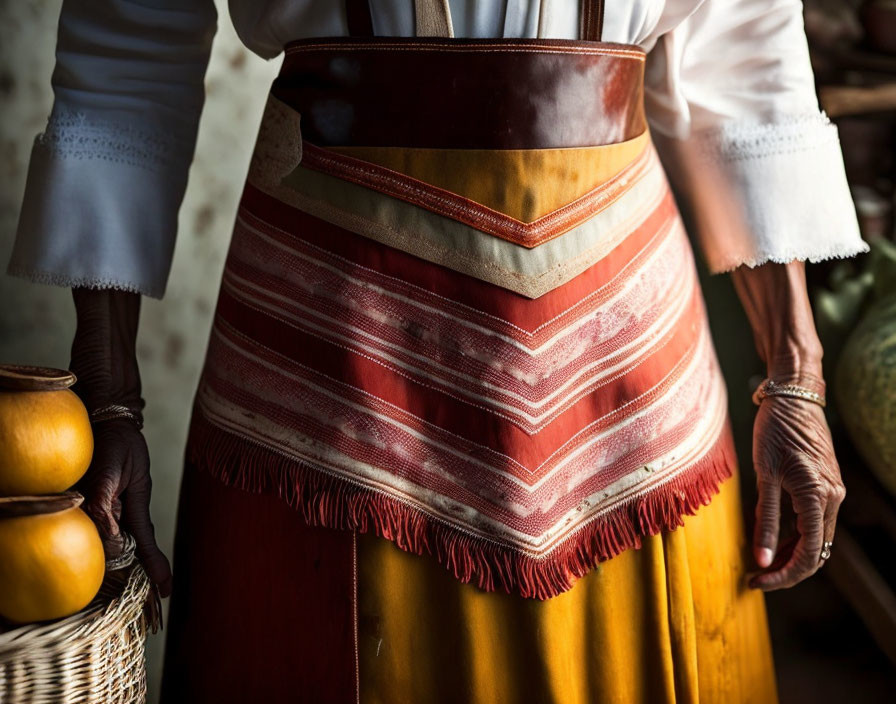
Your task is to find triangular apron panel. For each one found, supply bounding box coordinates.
[324,137,648,224]
[249,123,664,299]
[189,0,735,600]
[268,3,642,250]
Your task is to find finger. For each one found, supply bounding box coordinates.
[111,495,123,523]
[84,483,120,538]
[79,453,124,546]
[819,488,843,566]
[753,478,782,569]
[750,493,825,591]
[120,456,173,598]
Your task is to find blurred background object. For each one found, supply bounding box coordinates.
[862,0,896,55]
[1,1,895,702]
[834,239,896,498]
[804,0,863,51]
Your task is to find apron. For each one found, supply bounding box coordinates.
[161,2,778,701]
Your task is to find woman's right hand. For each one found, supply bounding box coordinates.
[70,287,172,598]
[79,417,173,597]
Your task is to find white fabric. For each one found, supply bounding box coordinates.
[8,0,868,298]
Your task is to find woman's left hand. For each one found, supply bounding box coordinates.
[749,395,846,590]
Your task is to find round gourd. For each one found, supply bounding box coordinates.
[835,294,896,497]
[0,365,94,495]
[0,493,105,624]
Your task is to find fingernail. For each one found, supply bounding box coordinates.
[757,547,774,568]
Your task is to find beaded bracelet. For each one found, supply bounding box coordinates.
[88,403,145,430]
[751,378,826,408]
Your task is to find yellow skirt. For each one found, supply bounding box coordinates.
[356,466,778,704]
[162,460,777,703]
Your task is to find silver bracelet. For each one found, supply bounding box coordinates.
[88,403,145,430]
[751,378,826,408]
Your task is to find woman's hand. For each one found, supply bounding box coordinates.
[78,418,173,597]
[749,395,845,590]
[70,287,172,598]
[730,260,845,591]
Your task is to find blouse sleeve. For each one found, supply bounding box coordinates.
[644,0,869,273]
[6,0,218,299]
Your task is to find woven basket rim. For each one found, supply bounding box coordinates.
[0,563,150,659]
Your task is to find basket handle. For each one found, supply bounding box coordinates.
[106,532,164,633]
[105,531,137,571]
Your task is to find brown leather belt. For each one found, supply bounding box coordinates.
[273,0,638,150]
[273,37,646,150]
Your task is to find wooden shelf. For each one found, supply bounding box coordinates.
[819,82,896,118]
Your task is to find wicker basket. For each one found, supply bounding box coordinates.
[0,535,158,704]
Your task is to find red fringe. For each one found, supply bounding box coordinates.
[185,408,737,600]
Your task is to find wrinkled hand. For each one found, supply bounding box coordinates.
[69,286,172,599]
[77,418,173,598]
[749,396,845,590]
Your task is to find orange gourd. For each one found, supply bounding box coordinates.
[0,365,94,496]
[0,493,105,624]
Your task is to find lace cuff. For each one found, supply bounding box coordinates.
[685,112,869,273]
[7,108,192,298]
[33,107,181,170]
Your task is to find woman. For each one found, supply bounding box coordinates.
[9,1,866,702]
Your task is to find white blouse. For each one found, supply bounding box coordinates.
[8,0,868,298]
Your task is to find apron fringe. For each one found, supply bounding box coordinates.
[185,405,737,601]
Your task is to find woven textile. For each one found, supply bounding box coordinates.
[187,44,734,599]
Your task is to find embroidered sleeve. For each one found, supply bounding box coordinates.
[644,0,868,274]
[6,0,218,299]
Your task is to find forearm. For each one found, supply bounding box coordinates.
[730,261,824,382]
[731,260,846,589]
[68,287,171,593]
[69,288,143,414]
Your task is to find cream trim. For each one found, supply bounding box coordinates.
[250,150,666,298]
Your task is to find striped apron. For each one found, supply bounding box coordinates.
[186,0,734,602]
[160,3,780,702]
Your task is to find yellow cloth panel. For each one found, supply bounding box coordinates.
[356,467,778,704]
[327,132,650,223]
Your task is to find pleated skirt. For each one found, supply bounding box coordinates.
[160,453,778,703]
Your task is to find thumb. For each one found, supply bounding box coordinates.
[754,477,782,569]
[121,468,173,598]
[82,469,121,541]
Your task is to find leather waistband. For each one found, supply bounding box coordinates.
[273,37,646,150]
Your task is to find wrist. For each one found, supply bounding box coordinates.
[731,260,825,381]
[69,287,143,412]
[765,350,824,381]
[761,324,824,380]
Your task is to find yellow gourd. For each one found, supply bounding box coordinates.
[0,365,94,496]
[0,493,105,624]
